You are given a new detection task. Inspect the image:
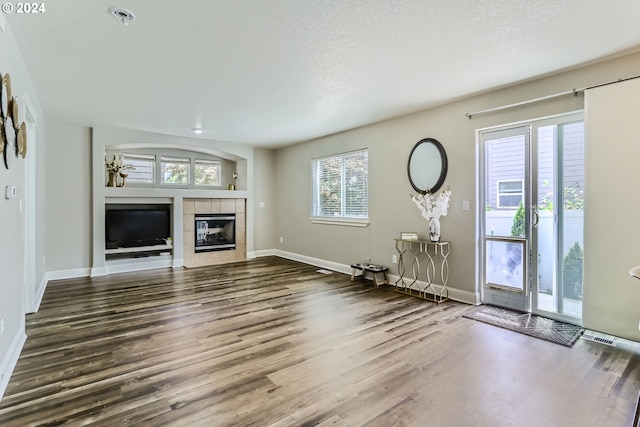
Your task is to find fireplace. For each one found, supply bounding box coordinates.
[195,214,236,252]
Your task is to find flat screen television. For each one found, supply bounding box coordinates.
[105,204,171,248]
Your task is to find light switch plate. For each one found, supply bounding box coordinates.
[5,186,17,199]
[462,200,469,211]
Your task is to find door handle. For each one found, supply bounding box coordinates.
[531,208,539,228]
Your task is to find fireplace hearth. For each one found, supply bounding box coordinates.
[195,214,236,252]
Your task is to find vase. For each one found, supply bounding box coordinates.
[108,172,117,187]
[429,217,441,242]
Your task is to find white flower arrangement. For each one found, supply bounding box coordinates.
[410,186,451,241]
[105,153,134,174]
[410,186,451,222]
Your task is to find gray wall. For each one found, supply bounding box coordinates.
[253,148,277,251]
[46,124,91,272]
[35,50,640,341]
[274,51,640,336]
[584,78,640,340]
[43,125,280,274]
[0,19,47,392]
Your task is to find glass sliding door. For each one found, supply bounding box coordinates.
[480,113,584,322]
[533,119,584,320]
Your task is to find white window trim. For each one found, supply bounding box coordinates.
[161,156,191,185]
[123,153,156,185]
[194,159,222,187]
[311,149,369,222]
[309,217,370,227]
[497,179,524,208]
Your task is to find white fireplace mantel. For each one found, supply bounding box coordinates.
[90,126,255,277]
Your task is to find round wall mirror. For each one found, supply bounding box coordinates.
[407,138,448,194]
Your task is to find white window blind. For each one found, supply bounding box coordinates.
[161,156,190,185]
[194,159,221,186]
[123,153,155,184]
[311,149,368,219]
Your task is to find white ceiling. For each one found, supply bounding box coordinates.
[5,0,640,147]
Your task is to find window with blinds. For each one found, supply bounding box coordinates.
[161,156,190,185]
[123,153,155,184]
[497,179,524,208]
[311,149,368,219]
[194,159,221,186]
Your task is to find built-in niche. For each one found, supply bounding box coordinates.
[104,147,245,191]
[93,131,253,276]
[105,204,171,249]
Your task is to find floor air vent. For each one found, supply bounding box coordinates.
[581,331,617,347]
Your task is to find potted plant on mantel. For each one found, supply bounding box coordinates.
[104,153,133,187]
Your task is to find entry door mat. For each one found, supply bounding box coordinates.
[464,305,584,347]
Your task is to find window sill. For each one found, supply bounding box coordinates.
[309,217,369,227]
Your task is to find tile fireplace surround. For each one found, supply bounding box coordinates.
[183,198,246,268]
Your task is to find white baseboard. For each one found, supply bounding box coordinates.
[33,274,49,312]
[251,249,275,258]
[386,273,480,305]
[90,266,107,277]
[272,250,353,275]
[0,329,27,401]
[48,251,481,306]
[106,258,172,275]
[47,267,91,281]
[266,250,479,305]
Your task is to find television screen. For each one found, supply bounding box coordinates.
[105,204,170,248]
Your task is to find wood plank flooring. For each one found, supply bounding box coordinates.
[1,256,640,426]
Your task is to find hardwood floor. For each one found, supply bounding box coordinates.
[1,256,639,426]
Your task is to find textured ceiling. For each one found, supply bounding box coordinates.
[5,0,640,147]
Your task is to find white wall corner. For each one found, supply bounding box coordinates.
[32,274,50,313]
[0,330,27,402]
[90,266,108,277]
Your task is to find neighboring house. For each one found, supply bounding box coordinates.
[485,122,585,212]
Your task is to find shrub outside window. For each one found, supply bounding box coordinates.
[195,159,221,186]
[311,149,368,219]
[161,156,190,185]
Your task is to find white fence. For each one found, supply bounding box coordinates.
[486,210,584,291]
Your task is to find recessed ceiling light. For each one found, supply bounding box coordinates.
[109,7,135,26]
[191,128,203,134]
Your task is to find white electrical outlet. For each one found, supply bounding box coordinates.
[463,200,470,211]
[279,237,283,243]
[0,316,5,337]
[392,255,398,264]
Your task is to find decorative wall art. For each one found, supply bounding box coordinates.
[0,72,29,169]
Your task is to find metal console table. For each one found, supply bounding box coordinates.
[394,238,450,303]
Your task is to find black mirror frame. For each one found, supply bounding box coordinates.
[407,137,448,194]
